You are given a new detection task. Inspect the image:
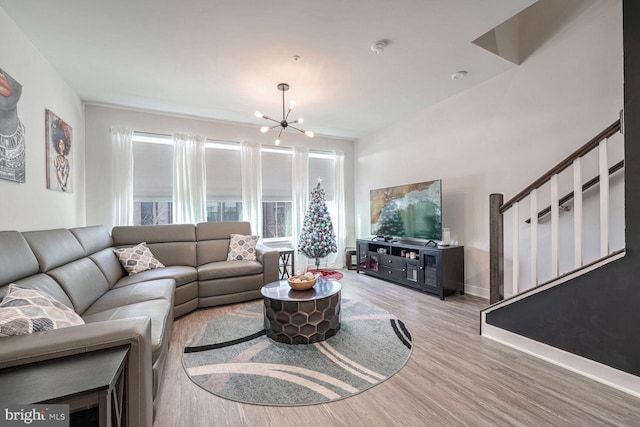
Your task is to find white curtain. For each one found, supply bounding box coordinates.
[328,151,346,269]
[241,141,263,235]
[172,133,206,224]
[111,128,134,227]
[292,146,309,274]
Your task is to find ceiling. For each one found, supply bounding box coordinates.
[0,0,537,140]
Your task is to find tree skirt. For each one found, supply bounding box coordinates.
[308,269,344,280]
[182,299,412,406]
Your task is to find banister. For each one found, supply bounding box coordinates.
[500,119,621,214]
[524,160,625,223]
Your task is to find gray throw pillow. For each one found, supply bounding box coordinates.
[0,284,85,337]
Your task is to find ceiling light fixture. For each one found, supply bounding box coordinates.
[254,83,314,145]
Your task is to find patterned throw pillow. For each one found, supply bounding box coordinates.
[0,284,85,337]
[227,234,259,261]
[113,242,165,275]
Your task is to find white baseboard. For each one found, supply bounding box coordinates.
[482,323,640,398]
[462,283,488,299]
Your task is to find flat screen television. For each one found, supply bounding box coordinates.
[370,179,442,241]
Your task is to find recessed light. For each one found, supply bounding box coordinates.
[451,70,468,80]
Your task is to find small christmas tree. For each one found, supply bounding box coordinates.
[298,179,338,270]
[375,190,405,237]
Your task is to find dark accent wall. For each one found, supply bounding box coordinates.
[485,0,640,377]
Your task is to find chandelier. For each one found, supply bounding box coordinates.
[254,83,314,145]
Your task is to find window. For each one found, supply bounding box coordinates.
[129,132,339,236]
[135,201,173,225]
[205,142,243,222]
[309,153,335,201]
[132,136,174,225]
[206,201,242,222]
[263,201,292,238]
[262,149,292,241]
[309,153,336,216]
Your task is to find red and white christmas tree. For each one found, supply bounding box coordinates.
[298,179,337,270]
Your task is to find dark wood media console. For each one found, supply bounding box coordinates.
[356,239,464,300]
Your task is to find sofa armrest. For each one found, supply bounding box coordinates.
[257,244,280,284]
[0,318,153,427]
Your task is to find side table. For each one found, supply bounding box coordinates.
[0,346,128,427]
[272,247,295,279]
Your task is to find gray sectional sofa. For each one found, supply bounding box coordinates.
[0,221,279,426]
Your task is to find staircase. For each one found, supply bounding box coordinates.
[481,116,640,398]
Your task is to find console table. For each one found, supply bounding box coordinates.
[356,239,464,300]
[0,346,128,427]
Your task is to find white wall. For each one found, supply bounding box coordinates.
[84,105,355,242]
[354,0,623,298]
[0,7,85,231]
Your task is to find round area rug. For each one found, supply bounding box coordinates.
[182,299,412,406]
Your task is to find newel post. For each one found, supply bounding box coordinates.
[489,193,504,304]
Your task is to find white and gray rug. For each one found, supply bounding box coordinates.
[182,299,413,406]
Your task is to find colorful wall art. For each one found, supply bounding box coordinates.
[0,67,25,183]
[45,109,73,193]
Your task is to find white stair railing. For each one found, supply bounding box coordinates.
[489,119,623,304]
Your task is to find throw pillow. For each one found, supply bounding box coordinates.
[113,242,165,275]
[227,234,259,261]
[0,284,85,337]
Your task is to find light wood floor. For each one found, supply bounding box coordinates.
[154,271,640,426]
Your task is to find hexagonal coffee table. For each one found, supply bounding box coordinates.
[261,277,341,345]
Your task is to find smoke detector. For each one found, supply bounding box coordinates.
[371,40,387,54]
[451,70,468,80]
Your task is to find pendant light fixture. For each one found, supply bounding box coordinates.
[254,83,314,145]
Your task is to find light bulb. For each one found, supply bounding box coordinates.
[275,138,280,145]
[260,126,270,133]
[305,130,314,138]
[297,117,304,124]
[255,111,264,118]
[289,100,296,109]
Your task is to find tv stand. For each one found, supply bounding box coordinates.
[356,239,464,300]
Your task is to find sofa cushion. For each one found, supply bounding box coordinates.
[0,285,84,337]
[226,234,259,261]
[83,279,175,317]
[114,242,165,275]
[46,258,111,315]
[196,222,251,264]
[22,229,85,272]
[82,299,172,363]
[90,248,126,288]
[113,266,197,288]
[112,224,196,245]
[197,260,263,281]
[0,231,40,285]
[69,226,113,256]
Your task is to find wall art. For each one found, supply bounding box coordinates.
[45,109,73,193]
[0,67,25,183]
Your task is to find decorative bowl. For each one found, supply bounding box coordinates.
[288,273,321,290]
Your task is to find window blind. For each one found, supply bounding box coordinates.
[133,142,173,202]
[205,147,242,201]
[262,151,292,202]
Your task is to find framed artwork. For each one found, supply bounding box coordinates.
[45,109,73,193]
[0,67,25,183]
